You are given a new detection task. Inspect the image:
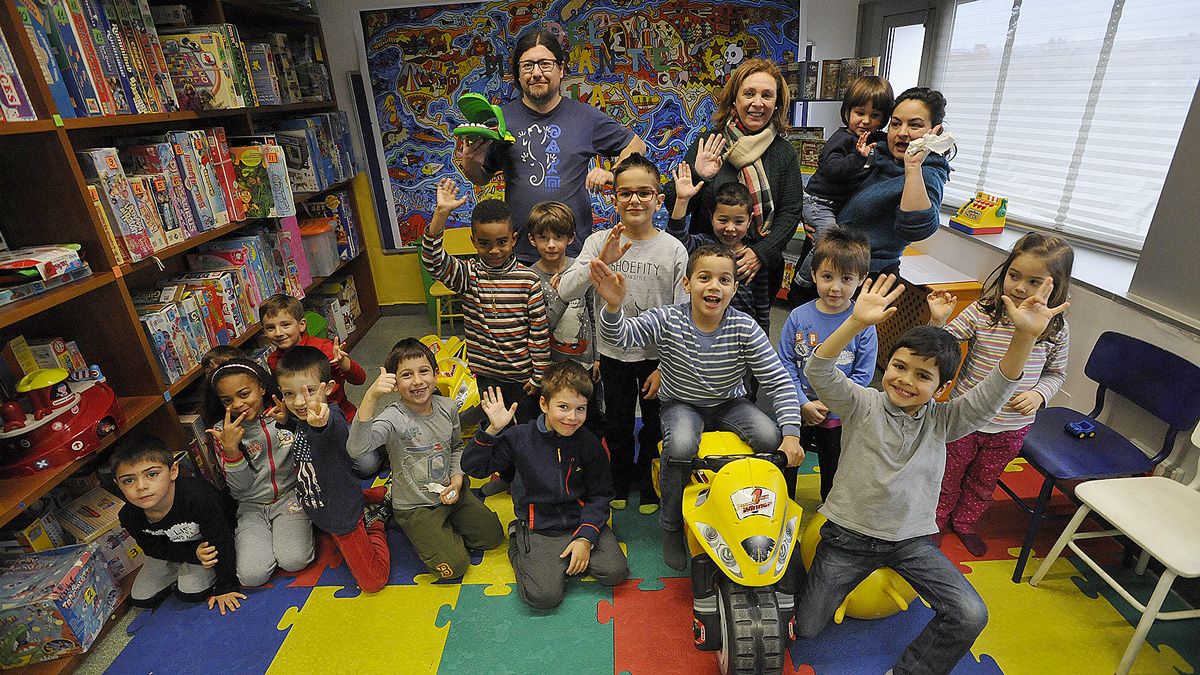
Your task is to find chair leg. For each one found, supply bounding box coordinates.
[1117,569,1177,675]
[1029,504,1090,587]
[435,297,444,338]
[1135,549,1151,576]
[1012,477,1056,583]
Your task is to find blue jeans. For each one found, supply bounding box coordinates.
[799,196,839,284]
[659,398,781,532]
[796,521,988,675]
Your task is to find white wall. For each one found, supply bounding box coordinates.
[916,229,1200,479]
[797,0,862,133]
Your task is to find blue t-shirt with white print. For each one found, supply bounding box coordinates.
[777,301,878,420]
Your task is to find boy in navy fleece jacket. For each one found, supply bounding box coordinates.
[463,361,629,609]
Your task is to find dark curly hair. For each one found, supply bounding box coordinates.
[893,87,947,127]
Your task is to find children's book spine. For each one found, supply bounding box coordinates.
[107,0,160,112]
[140,172,184,245]
[62,0,115,115]
[77,148,154,260]
[208,127,244,222]
[87,183,128,265]
[167,130,216,231]
[0,32,37,121]
[79,0,135,114]
[127,175,169,250]
[132,0,177,111]
[15,0,78,118]
[190,129,229,225]
[36,0,99,116]
[151,142,197,237]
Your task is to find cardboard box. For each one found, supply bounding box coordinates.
[13,513,68,552]
[92,527,143,581]
[0,544,119,668]
[55,488,123,545]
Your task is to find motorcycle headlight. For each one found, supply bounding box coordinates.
[696,521,742,579]
[774,516,799,576]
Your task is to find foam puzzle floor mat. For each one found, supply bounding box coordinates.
[103,461,1199,674]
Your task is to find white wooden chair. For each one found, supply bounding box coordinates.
[1029,424,1200,674]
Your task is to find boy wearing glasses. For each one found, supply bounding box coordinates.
[557,154,688,515]
[455,28,646,264]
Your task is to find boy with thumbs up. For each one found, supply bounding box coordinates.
[348,339,504,580]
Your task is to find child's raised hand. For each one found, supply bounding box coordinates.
[208,591,247,616]
[196,541,218,568]
[851,274,905,326]
[597,223,632,265]
[304,381,334,427]
[265,395,289,424]
[1002,277,1068,338]
[926,289,958,327]
[672,163,704,202]
[481,386,517,433]
[561,538,591,576]
[588,259,627,310]
[855,131,877,158]
[693,134,727,180]
[434,177,468,215]
[330,337,351,372]
[206,409,246,454]
[368,367,397,399]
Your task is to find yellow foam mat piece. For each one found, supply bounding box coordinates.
[962,554,1191,674]
[270,584,460,673]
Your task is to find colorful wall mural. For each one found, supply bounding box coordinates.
[360,0,798,249]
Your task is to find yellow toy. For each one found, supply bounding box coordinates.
[420,335,481,439]
[949,191,1007,235]
[676,431,803,675]
[799,512,918,622]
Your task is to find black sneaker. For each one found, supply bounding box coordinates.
[480,476,510,497]
[364,499,392,529]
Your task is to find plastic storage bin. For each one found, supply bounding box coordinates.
[298,218,340,278]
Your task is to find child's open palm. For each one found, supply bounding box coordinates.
[589,259,627,309]
[597,223,632,264]
[435,177,468,213]
[481,386,517,433]
[852,274,905,326]
[672,163,704,202]
[1002,277,1068,338]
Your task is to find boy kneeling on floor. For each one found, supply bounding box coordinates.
[114,435,245,614]
[463,361,629,609]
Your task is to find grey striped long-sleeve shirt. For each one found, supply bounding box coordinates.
[599,302,803,435]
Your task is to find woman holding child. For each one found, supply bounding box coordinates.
[836,87,952,275]
[664,58,804,294]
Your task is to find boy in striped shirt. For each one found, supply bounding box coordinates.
[422,178,550,424]
[591,243,805,570]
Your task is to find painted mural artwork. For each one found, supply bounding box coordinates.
[360,0,798,249]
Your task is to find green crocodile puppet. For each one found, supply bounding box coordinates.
[452,93,515,143]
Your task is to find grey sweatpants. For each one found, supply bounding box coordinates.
[235,489,315,587]
[132,555,214,602]
[507,520,629,610]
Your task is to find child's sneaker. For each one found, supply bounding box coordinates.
[638,489,659,515]
[480,475,510,496]
[364,499,392,530]
[956,531,987,557]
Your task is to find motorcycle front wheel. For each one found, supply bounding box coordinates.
[716,578,784,675]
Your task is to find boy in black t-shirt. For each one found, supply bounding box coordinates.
[114,436,244,614]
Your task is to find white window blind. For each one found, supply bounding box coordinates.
[929,0,1200,252]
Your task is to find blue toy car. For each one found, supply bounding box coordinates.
[1065,419,1097,439]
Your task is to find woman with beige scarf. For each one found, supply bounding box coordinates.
[664,58,804,303]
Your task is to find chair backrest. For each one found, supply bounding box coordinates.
[1085,332,1200,430]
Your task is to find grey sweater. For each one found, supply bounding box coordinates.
[348,395,463,510]
[805,353,1020,541]
[217,416,297,505]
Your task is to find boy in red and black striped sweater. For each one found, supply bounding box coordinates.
[422,178,550,424]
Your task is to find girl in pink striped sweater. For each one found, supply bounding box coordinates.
[928,233,1074,556]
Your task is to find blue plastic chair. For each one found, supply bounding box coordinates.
[1001,331,1200,583]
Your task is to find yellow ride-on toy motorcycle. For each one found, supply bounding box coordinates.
[674,432,803,675]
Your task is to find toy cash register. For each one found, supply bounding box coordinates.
[949,192,1007,235]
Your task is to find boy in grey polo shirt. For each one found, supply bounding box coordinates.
[796,274,1067,675]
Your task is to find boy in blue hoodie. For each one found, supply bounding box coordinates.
[463,361,629,610]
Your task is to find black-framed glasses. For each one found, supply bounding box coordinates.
[614,189,657,203]
[518,59,559,74]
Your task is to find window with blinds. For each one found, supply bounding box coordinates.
[928,0,1200,252]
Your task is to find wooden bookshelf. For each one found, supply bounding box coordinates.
[293,176,354,204]
[0,0,379,540]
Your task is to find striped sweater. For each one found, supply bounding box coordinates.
[422,232,550,384]
[944,302,1070,433]
[665,217,773,334]
[599,302,803,434]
